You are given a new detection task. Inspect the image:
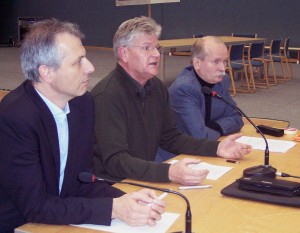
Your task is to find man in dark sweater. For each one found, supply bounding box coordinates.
[92,16,252,185]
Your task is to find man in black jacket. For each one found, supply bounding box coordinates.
[0,19,165,233]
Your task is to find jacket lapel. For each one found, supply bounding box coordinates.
[25,81,61,185]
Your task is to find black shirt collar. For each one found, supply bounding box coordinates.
[193,68,214,89]
[116,63,153,97]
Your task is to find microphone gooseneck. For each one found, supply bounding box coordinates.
[201,86,276,178]
[78,172,192,233]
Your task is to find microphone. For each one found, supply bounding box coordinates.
[201,86,276,178]
[78,172,192,233]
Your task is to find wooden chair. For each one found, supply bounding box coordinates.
[232,33,258,58]
[245,42,269,89]
[227,44,253,96]
[263,39,286,85]
[281,38,293,79]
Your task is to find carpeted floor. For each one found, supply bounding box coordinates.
[1,46,299,128]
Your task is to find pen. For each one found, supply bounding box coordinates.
[147,192,168,206]
[226,159,239,164]
[179,185,212,190]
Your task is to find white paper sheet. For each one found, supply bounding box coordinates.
[169,160,233,180]
[188,162,233,180]
[72,212,180,233]
[235,136,296,153]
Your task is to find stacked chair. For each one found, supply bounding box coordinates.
[245,42,269,90]
[227,37,293,97]
[231,33,258,57]
[262,39,287,85]
[281,38,293,79]
[227,44,253,96]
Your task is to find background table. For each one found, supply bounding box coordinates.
[158,36,266,81]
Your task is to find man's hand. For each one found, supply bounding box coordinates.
[112,189,166,226]
[168,158,209,185]
[217,133,252,159]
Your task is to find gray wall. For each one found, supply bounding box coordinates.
[1,0,299,47]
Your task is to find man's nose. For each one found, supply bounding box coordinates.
[219,61,227,71]
[85,58,95,74]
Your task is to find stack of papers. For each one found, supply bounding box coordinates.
[169,160,233,180]
[236,136,296,153]
[188,162,233,180]
[73,212,180,233]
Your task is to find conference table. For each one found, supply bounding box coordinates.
[0,89,9,101]
[158,36,265,81]
[15,118,300,233]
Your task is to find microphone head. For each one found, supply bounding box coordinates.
[201,86,212,95]
[78,172,95,183]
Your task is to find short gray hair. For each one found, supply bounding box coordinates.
[113,16,162,59]
[191,36,225,61]
[20,18,84,82]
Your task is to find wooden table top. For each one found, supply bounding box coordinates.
[0,90,9,101]
[15,118,300,233]
[158,36,265,49]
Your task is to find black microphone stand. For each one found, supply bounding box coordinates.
[78,172,192,233]
[203,87,276,178]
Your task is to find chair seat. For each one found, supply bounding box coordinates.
[271,57,282,62]
[264,54,282,62]
[245,60,264,67]
[230,61,244,70]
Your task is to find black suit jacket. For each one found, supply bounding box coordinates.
[0,81,124,233]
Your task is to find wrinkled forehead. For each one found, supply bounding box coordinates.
[130,32,158,44]
[55,33,84,60]
[205,42,228,60]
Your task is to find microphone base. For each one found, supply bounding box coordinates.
[243,165,277,178]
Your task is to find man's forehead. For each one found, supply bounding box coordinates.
[56,33,84,54]
[133,33,158,43]
[205,43,228,59]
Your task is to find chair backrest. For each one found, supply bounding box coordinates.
[232,33,258,38]
[283,38,290,56]
[229,44,245,61]
[193,33,204,38]
[248,42,265,59]
[270,39,281,55]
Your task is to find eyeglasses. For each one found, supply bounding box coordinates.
[129,44,163,53]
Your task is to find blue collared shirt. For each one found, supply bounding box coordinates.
[35,89,70,194]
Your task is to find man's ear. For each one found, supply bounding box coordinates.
[192,57,201,70]
[38,65,52,83]
[118,46,128,63]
